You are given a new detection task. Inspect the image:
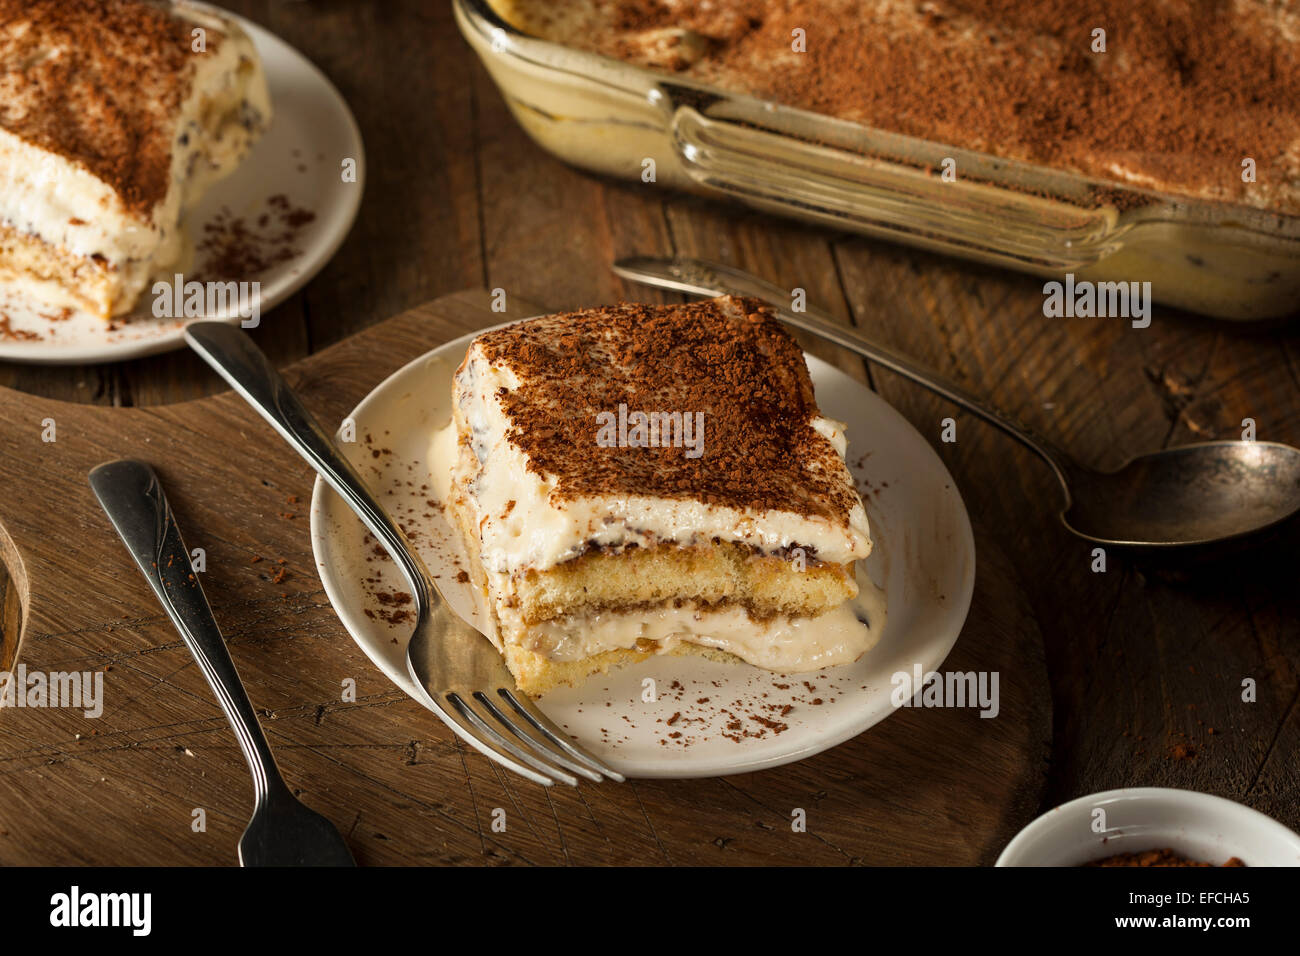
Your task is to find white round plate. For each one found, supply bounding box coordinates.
[0,10,364,365]
[310,327,976,779]
[997,787,1300,867]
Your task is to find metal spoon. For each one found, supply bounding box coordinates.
[90,459,356,866]
[613,256,1300,548]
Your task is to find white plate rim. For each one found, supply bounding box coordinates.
[0,9,365,365]
[995,786,1300,867]
[309,321,977,778]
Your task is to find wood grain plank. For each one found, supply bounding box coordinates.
[471,57,675,311]
[828,233,1300,826]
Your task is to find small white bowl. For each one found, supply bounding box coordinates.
[997,788,1300,867]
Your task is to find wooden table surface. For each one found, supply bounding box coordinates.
[2,0,1298,858]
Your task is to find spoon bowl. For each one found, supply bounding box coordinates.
[1061,441,1300,547]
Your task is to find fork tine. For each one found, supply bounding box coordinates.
[472,692,604,783]
[450,694,580,787]
[434,695,559,787]
[498,688,627,782]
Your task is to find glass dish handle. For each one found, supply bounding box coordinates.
[666,100,1119,272]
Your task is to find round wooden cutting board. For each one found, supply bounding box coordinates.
[0,290,1051,865]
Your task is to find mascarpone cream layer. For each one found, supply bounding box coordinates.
[513,563,887,671]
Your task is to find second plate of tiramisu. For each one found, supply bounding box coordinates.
[0,1,364,363]
[311,297,975,778]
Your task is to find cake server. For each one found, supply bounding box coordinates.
[184,322,624,787]
[89,459,356,866]
[613,255,1300,548]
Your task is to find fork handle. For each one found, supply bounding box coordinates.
[184,322,436,611]
[89,460,289,803]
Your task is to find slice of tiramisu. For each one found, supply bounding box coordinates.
[0,0,271,318]
[441,296,880,696]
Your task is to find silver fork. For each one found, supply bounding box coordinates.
[184,322,624,787]
[89,459,356,865]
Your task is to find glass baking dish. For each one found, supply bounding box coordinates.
[454,0,1300,321]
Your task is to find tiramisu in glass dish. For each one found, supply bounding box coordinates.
[0,0,271,318]
[439,296,879,695]
[456,0,1300,320]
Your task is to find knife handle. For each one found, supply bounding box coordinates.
[88,459,287,802]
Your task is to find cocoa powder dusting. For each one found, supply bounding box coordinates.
[196,194,316,280]
[471,297,861,524]
[1086,848,1245,867]
[0,0,221,216]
